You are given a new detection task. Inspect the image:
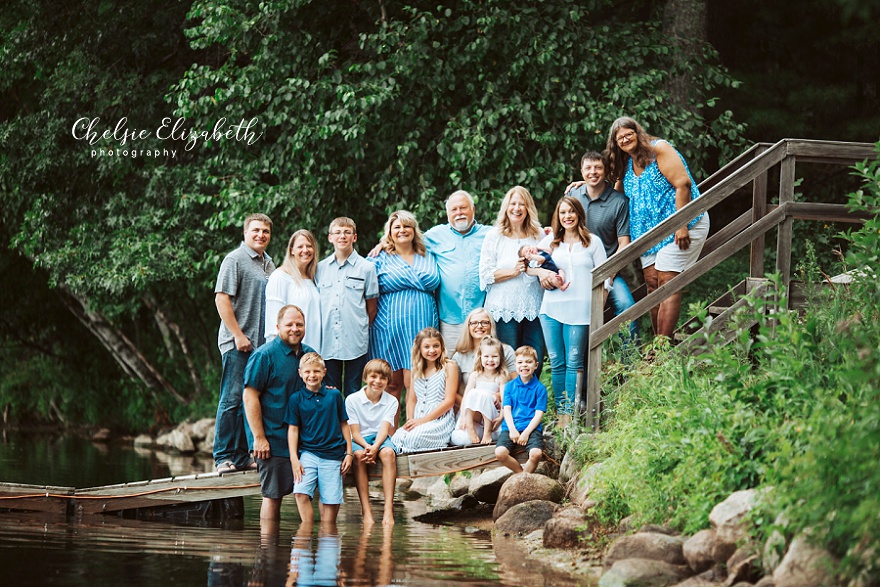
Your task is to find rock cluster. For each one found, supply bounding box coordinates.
[133,417,215,454]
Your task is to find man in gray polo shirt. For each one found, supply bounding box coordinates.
[213,213,275,473]
[568,151,638,343]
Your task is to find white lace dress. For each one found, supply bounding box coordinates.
[478,227,544,323]
[450,378,501,446]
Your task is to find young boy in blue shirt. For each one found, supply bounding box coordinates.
[495,345,547,474]
[286,352,353,524]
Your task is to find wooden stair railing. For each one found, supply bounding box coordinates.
[582,139,877,430]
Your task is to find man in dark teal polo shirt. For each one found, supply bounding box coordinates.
[243,304,315,520]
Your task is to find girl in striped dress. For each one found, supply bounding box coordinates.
[369,210,440,404]
[391,328,458,453]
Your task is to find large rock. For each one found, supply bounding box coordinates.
[449,473,471,497]
[772,535,837,587]
[709,488,764,545]
[683,529,721,573]
[412,494,482,523]
[725,545,759,585]
[409,475,443,497]
[558,450,580,485]
[543,506,591,548]
[668,578,718,587]
[604,532,686,570]
[133,434,154,447]
[599,559,690,587]
[191,417,215,440]
[494,500,558,536]
[425,476,453,502]
[156,429,196,453]
[469,467,514,504]
[569,461,605,507]
[493,473,564,520]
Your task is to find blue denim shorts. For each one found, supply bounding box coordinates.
[352,433,397,454]
[293,451,344,505]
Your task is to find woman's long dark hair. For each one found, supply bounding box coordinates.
[606,116,655,184]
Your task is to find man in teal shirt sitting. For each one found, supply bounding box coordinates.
[424,190,490,347]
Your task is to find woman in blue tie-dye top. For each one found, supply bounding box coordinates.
[605,117,710,340]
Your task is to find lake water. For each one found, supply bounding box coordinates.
[0,432,585,586]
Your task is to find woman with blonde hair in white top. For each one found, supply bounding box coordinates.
[265,229,322,352]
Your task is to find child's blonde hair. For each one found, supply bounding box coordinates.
[514,345,538,362]
[473,336,508,383]
[362,358,392,381]
[300,352,326,370]
[410,327,447,380]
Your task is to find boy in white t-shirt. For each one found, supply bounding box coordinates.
[345,359,399,526]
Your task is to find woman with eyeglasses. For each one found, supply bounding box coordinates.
[264,229,322,352]
[451,308,517,395]
[606,117,710,340]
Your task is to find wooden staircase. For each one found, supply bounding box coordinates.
[583,139,877,430]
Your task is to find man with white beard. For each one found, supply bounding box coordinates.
[424,191,490,346]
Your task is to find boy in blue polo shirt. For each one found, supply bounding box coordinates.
[495,345,547,474]
[286,352,353,524]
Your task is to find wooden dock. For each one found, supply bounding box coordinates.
[0,444,525,518]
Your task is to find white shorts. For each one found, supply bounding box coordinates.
[641,212,710,272]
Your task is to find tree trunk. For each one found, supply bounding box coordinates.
[663,0,707,109]
[59,290,189,405]
[145,295,207,397]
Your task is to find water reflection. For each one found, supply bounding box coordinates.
[0,434,590,587]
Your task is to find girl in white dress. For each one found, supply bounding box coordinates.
[265,229,322,351]
[391,328,458,453]
[451,337,508,446]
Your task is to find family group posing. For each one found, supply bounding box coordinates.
[210,117,709,525]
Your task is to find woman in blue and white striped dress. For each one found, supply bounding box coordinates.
[391,328,457,453]
[368,210,441,404]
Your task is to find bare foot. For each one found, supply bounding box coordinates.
[480,433,492,445]
[363,512,376,527]
[468,429,480,444]
[382,513,395,527]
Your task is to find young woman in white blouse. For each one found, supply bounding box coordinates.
[264,229,322,352]
[533,196,608,415]
[478,185,546,373]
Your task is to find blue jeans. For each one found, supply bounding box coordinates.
[495,316,545,376]
[539,315,589,415]
[324,355,369,397]
[607,275,639,343]
[213,349,251,468]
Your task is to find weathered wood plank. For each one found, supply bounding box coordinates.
[787,202,873,223]
[679,281,775,353]
[0,483,74,514]
[776,156,796,293]
[786,140,875,161]
[750,161,769,277]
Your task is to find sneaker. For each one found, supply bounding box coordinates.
[216,461,237,474]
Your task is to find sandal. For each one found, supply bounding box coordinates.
[216,461,237,474]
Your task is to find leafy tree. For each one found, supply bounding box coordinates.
[172,0,746,236]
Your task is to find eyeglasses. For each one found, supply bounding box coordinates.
[616,131,636,145]
[469,320,491,328]
[330,230,355,237]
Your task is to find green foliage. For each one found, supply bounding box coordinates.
[563,144,880,581]
[172,0,747,241]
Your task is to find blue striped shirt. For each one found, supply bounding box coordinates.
[368,251,440,370]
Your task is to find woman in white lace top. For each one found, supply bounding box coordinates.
[478,185,546,374]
